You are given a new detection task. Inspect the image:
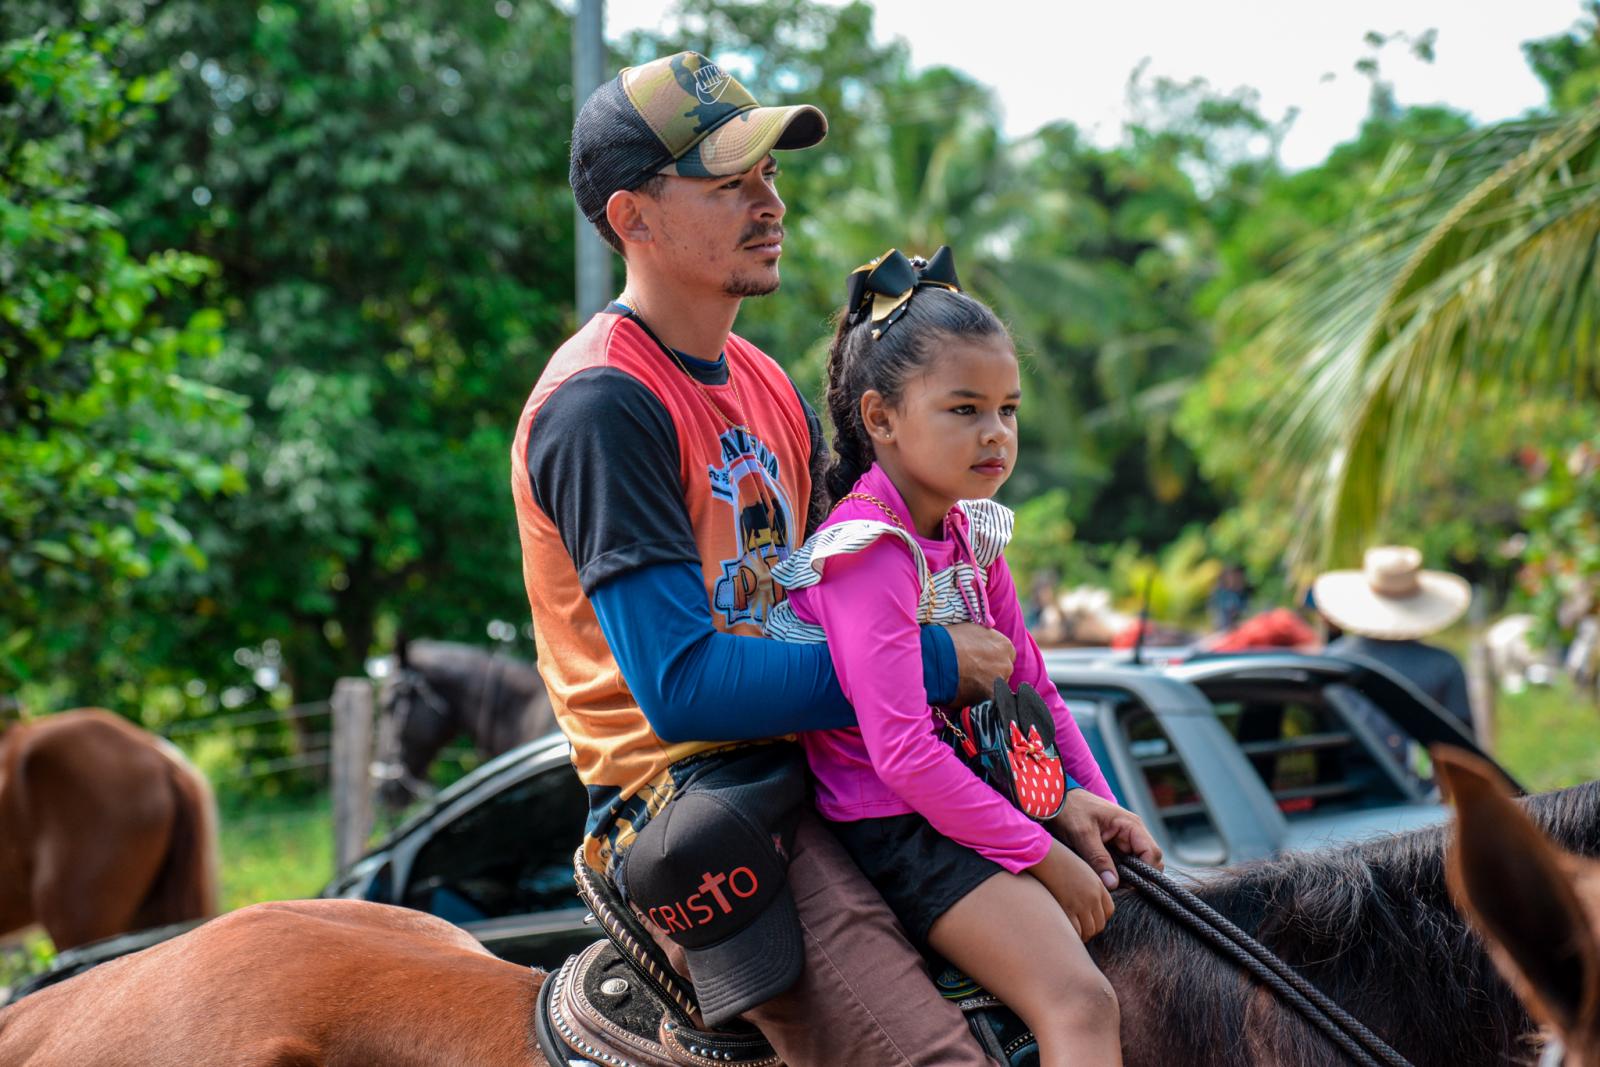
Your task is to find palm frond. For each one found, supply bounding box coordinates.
[1233,104,1600,566]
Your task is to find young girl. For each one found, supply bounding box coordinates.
[767,248,1131,1066]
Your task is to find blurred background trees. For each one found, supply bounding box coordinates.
[1,18,243,700]
[4,0,1599,716]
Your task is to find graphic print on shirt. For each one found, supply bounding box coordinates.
[709,426,796,628]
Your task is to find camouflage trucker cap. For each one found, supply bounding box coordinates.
[570,52,828,224]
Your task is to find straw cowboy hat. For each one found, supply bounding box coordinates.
[1312,546,1471,641]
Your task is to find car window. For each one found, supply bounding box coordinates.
[1201,683,1411,818]
[1117,703,1225,866]
[1068,706,1124,804]
[402,765,587,922]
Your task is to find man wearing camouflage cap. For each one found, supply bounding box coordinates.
[510,52,1012,1062]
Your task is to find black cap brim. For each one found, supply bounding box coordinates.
[683,888,804,1027]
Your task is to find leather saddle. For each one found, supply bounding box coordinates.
[532,850,1039,1067]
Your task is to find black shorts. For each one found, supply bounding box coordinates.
[826,812,1004,949]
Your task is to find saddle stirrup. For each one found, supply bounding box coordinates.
[535,940,782,1067]
[571,847,700,1027]
[534,850,782,1067]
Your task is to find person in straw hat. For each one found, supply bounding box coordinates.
[1313,545,1475,735]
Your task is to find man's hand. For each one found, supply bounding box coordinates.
[944,623,1015,706]
[1049,789,1163,890]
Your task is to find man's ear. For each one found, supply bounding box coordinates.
[1438,745,1600,1041]
[605,189,651,249]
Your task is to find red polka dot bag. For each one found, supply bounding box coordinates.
[938,680,1067,821]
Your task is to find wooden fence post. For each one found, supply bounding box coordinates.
[331,677,376,873]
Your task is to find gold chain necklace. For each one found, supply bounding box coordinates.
[665,347,754,433]
[619,299,754,431]
[620,300,779,524]
[836,492,908,530]
[834,492,942,617]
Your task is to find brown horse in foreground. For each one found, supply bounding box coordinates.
[6,776,1600,1066]
[0,709,218,950]
[0,900,544,1066]
[1441,747,1600,1066]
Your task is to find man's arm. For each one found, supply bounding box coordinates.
[591,563,959,742]
[527,370,961,742]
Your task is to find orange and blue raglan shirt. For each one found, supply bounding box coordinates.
[512,307,844,875]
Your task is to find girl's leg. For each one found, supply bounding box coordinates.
[928,871,1121,1067]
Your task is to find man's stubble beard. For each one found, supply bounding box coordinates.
[654,216,780,299]
[725,219,785,297]
[724,268,780,299]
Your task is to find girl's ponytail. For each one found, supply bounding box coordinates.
[821,314,874,512]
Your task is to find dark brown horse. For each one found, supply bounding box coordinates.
[0,709,218,951]
[7,779,1600,1066]
[375,639,555,808]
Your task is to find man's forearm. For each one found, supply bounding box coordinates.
[589,562,957,742]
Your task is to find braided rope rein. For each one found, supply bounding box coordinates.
[1116,854,1414,1067]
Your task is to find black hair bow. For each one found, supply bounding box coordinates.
[844,246,962,339]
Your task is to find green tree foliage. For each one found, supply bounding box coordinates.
[17,0,1596,714]
[1525,2,1600,111]
[5,0,581,708]
[0,21,242,690]
[1184,12,1600,571]
[1515,435,1600,646]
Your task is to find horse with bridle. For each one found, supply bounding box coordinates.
[374,638,555,808]
[0,708,218,952]
[7,770,1599,1066]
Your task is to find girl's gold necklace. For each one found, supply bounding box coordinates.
[834,491,943,617]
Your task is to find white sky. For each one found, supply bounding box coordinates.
[605,0,1590,168]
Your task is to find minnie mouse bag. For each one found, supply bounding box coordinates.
[938,679,1068,821]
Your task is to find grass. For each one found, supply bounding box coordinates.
[218,791,335,911]
[1489,676,1600,793]
[0,933,54,995]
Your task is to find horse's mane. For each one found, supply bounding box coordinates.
[1094,781,1600,1066]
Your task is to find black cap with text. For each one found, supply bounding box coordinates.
[623,786,803,1026]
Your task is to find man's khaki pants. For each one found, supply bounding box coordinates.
[645,809,995,1066]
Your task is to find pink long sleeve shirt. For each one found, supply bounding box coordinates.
[777,464,1116,874]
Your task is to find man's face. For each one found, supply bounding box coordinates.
[642,156,786,298]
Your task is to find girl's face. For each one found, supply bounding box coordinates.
[861,334,1020,535]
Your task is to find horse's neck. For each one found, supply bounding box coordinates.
[415,647,541,754]
[460,655,541,753]
[449,654,495,743]
[0,721,20,767]
[1098,840,1530,1067]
